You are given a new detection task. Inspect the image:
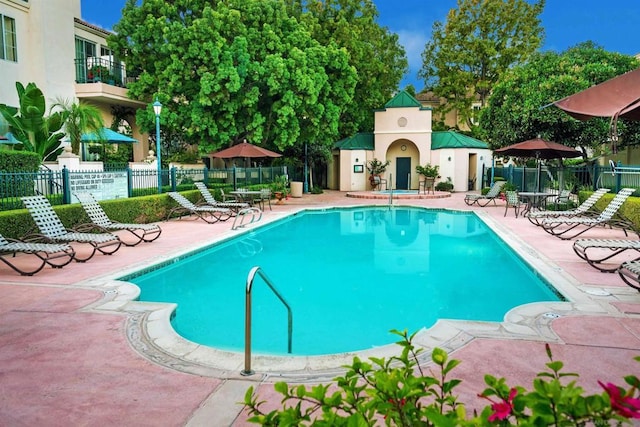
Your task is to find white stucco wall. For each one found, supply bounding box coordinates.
[0,0,81,107]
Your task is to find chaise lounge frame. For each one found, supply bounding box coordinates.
[0,233,75,276]
[540,188,638,240]
[194,182,251,214]
[573,238,640,272]
[74,192,162,247]
[21,195,122,262]
[527,188,610,226]
[464,180,506,207]
[167,192,232,224]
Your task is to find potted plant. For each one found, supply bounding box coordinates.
[271,175,289,203]
[367,158,390,190]
[416,163,440,192]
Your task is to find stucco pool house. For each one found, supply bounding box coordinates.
[328,91,492,193]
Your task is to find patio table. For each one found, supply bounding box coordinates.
[518,192,555,216]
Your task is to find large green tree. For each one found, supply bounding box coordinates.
[109,0,357,155]
[420,0,545,129]
[287,0,408,135]
[479,42,640,155]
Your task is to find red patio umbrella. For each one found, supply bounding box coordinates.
[210,140,282,159]
[552,67,640,152]
[494,138,582,191]
[493,138,582,160]
[553,68,640,122]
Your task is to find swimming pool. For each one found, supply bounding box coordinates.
[124,207,564,356]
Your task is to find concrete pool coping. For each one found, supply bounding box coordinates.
[79,203,632,383]
[2,190,639,426]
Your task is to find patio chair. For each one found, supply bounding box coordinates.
[74,192,162,246]
[464,180,506,207]
[503,191,522,218]
[245,188,272,211]
[618,259,640,292]
[573,238,640,272]
[166,192,232,224]
[540,188,637,240]
[194,182,251,214]
[0,233,75,276]
[21,196,122,262]
[527,188,610,226]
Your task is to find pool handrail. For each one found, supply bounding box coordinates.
[231,207,263,230]
[241,266,293,376]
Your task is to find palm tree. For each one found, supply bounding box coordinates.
[52,98,104,155]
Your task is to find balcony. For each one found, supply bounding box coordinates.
[74,57,144,108]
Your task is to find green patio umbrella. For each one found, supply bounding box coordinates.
[81,128,138,143]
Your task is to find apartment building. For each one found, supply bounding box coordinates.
[0,0,149,161]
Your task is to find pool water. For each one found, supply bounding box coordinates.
[125,207,562,356]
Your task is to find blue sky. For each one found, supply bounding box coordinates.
[81,0,640,90]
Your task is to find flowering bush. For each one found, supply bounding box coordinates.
[244,329,640,425]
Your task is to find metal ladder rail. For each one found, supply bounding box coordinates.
[231,207,262,230]
[241,266,293,376]
[388,173,393,206]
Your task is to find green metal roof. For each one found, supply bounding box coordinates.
[384,90,425,109]
[333,132,374,150]
[431,131,488,150]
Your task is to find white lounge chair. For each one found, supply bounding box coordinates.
[464,181,506,207]
[21,195,122,262]
[527,188,610,225]
[573,238,640,272]
[194,182,250,214]
[0,233,75,276]
[167,192,232,224]
[618,260,640,292]
[540,188,637,240]
[74,192,162,246]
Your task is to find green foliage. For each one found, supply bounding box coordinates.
[416,163,440,178]
[110,0,358,156]
[289,0,408,134]
[310,185,323,194]
[420,0,545,129]
[0,150,40,172]
[366,158,390,175]
[51,98,104,155]
[479,42,640,153]
[435,181,454,192]
[0,82,68,161]
[271,175,289,196]
[244,331,640,425]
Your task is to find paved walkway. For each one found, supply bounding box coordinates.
[1,191,639,426]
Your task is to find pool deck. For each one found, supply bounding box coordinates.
[1,191,639,426]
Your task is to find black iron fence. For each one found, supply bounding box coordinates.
[0,165,288,211]
[482,162,640,195]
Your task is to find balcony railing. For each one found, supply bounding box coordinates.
[75,57,136,88]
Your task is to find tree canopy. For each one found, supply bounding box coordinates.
[287,0,407,134]
[479,42,640,156]
[420,0,545,129]
[110,0,406,157]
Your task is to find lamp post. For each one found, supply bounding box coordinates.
[303,142,309,193]
[153,99,162,193]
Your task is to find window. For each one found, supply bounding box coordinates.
[0,14,17,62]
[471,102,482,126]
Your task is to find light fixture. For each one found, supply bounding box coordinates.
[448,156,451,161]
[153,99,162,193]
[355,158,359,163]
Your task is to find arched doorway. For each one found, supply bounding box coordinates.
[388,139,419,190]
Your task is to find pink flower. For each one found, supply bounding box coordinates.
[480,388,517,422]
[599,381,640,419]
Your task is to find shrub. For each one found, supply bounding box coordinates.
[244,330,640,425]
